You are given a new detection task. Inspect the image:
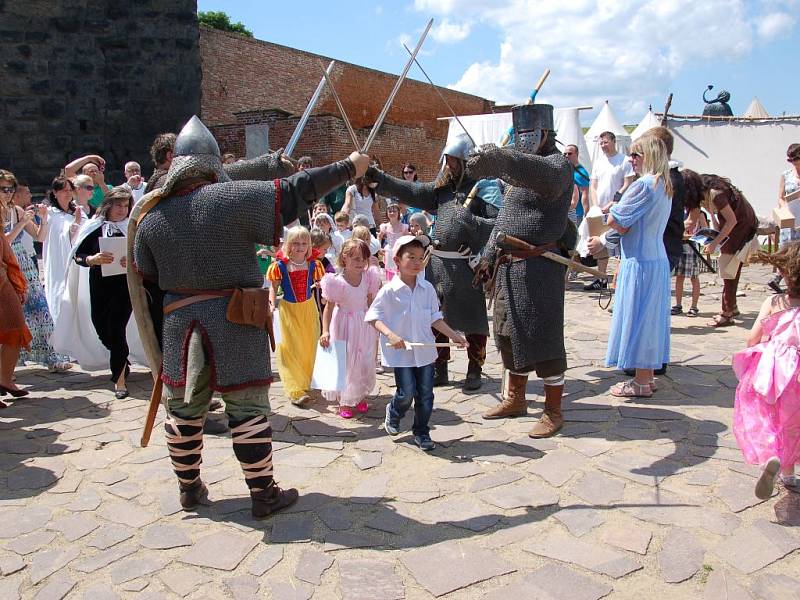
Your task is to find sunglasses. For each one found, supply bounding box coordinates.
[788,156,800,163]
[403,170,415,174]
[0,186,16,194]
[79,185,95,191]
[629,152,641,159]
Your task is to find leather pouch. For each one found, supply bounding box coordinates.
[226,288,276,351]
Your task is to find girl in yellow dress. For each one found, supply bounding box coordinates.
[267,226,325,407]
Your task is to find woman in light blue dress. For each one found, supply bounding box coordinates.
[605,136,672,397]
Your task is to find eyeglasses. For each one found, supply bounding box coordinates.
[0,186,16,194]
[563,152,575,156]
[403,170,415,175]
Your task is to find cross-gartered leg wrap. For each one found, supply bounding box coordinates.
[164,414,204,486]
[230,415,274,492]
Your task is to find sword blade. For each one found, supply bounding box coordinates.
[285,60,335,158]
[362,18,433,153]
[317,59,360,151]
[403,42,477,149]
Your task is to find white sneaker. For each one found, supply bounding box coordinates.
[755,457,781,499]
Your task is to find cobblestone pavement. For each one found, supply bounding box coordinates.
[1,264,798,599]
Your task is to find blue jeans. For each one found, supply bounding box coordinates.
[389,364,435,437]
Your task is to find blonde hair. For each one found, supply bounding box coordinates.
[282,226,312,260]
[629,136,673,197]
[337,238,370,268]
[73,174,93,188]
[351,225,371,245]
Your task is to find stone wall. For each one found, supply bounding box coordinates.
[0,0,201,191]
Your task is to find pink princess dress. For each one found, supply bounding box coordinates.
[320,266,381,407]
[732,306,800,468]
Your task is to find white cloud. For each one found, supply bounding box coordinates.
[757,12,796,38]
[431,19,472,43]
[413,0,787,119]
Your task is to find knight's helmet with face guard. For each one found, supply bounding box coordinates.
[512,103,555,155]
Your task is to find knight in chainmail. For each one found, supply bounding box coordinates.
[365,133,496,391]
[468,104,574,438]
[130,115,369,517]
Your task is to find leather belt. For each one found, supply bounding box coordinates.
[507,242,558,261]
[164,289,234,316]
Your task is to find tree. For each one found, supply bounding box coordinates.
[197,11,253,37]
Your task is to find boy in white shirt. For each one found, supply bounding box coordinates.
[365,235,467,450]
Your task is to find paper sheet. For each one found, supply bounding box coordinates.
[311,340,346,392]
[98,237,127,277]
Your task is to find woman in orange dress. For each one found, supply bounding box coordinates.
[0,232,32,402]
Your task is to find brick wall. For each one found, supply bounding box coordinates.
[0,0,201,190]
[200,26,495,180]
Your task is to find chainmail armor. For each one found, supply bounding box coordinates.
[369,168,495,335]
[468,143,574,370]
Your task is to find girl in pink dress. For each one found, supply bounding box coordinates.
[733,242,800,499]
[319,239,381,418]
[378,202,409,281]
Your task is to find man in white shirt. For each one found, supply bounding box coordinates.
[122,161,147,202]
[584,131,635,290]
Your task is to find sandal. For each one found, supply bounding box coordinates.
[707,314,734,327]
[48,362,73,373]
[338,407,354,419]
[687,307,699,317]
[355,400,369,414]
[649,379,658,392]
[671,305,683,315]
[610,380,653,398]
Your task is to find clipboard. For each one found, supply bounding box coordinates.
[98,237,127,277]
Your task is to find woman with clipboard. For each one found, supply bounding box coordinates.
[70,187,135,398]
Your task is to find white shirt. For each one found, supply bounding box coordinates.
[123,182,147,203]
[365,275,443,368]
[347,185,376,227]
[591,152,634,207]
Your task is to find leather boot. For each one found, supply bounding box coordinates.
[433,362,449,387]
[529,384,564,438]
[483,372,528,419]
[251,485,299,519]
[463,361,482,391]
[179,479,208,510]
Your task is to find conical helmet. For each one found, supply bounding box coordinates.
[159,115,229,195]
[174,115,222,158]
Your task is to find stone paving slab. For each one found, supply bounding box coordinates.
[4,264,800,599]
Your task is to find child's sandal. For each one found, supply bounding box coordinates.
[355,400,369,414]
[338,407,354,419]
[687,307,699,317]
[610,380,653,398]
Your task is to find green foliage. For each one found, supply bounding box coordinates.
[198,11,253,37]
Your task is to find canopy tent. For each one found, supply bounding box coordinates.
[441,106,593,169]
[742,97,770,119]
[631,109,661,140]
[667,116,800,218]
[584,101,631,168]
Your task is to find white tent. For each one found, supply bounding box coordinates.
[554,108,594,171]
[584,101,631,168]
[742,98,769,119]
[669,117,800,218]
[631,109,661,140]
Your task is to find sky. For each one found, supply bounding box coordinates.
[197,0,799,125]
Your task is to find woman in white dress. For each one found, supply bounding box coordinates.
[43,176,85,324]
[768,143,800,292]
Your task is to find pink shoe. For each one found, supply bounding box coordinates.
[338,407,354,419]
[356,401,369,414]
